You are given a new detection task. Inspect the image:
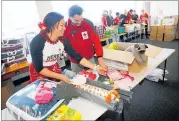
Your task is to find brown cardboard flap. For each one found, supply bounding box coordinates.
[103,42,163,61]
[103,48,135,64]
[145,44,163,58]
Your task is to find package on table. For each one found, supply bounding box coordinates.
[95,25,106,39]
[103,42,163,73]
[6,79,65,120]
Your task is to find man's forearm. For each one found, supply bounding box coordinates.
[79,58,96,70]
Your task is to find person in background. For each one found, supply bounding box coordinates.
[140,9,149,39]
[29,12,71,83]
[106,10,114,26]
[64,5,108,75]
[101,10,108,27]
[131,10,139,23]
[127,9,134,24]
[114,12,120,25]
[120,9,128,26]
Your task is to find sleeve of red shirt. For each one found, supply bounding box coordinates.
[145,13,148,19]
[86,19,103,57]
[140,15,142,21]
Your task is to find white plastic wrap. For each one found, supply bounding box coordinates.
[146,68,168,82]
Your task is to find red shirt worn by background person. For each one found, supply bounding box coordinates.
[114,17,120,25]
[101,17,107,27]
[140,13,148,24]
[65,19,103,63]
[127,12,132,23]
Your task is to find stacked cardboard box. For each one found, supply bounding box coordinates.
[149,26,158,40]
[176,23,179,39]
[157,26,165,41]
[150,15,178,41]
[164,25,177,41]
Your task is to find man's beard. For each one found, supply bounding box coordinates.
[72,22,81,26]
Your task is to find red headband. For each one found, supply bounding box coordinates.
[38,22,47,31]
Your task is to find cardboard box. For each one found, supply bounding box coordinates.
[162,15,178,25]
[176,30,179,39]
[164,25,177,33]
[164,32,176,41]
[157,26,165,33]
[150,33,157,41]
[1,80,16,109]
[173,15,178,25]
[150,26,158,33]
[103,42,163,73]
[156,33,164,41]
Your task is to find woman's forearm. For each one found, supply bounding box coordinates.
[40,68,65,81]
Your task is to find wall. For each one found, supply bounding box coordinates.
[150,1,178,17]
[35,1,54,21]
[52,1,145,25]
[2,1,39,38]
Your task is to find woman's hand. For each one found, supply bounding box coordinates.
[60,75,72,84]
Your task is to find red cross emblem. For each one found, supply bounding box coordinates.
[81,31,89,40]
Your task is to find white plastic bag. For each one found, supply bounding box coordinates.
[146,68,169,82]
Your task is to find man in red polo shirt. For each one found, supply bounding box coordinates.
[64,5,107,76]
[140,9,149,39]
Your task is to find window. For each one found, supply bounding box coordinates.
[2,1,40,39]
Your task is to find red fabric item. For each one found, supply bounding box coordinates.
[65,19,103,63]
[140,13,148,24]
[114,17,120,25]
[101,17,107,27]
[29,62,61,83]
[35,81,54,104]
[107,69,134,81]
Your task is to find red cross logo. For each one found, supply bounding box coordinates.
[81,31,89,40]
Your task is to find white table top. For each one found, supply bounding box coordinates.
[68,97,107,120]
[114,48,175,91]
[1,98,108,121]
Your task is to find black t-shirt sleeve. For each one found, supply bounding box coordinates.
[64,38,83,63]
[30,34,45,73]
[84,18,97,33]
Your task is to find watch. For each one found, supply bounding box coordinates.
[93,65,99,72]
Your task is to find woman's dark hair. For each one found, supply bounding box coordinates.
[116,12,120,16]
[69,5,84,17]
[43,12,64,33]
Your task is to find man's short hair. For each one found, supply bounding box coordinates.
[69,5,83,17]
[129,9,133,13]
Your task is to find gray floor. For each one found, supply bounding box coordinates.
[125,39,179,121]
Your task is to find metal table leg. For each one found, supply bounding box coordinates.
[121,107,125,121]
[161,59,167,83]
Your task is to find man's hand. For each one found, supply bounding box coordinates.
[97,57,108,70]
[96,65,107,76]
